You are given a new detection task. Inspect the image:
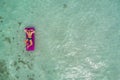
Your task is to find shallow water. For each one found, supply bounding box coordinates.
[0,0,120,80]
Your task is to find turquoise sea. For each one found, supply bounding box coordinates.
[0,0,120,80]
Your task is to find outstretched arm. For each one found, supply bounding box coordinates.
[24,29,29,35]
[24,29,27,33]
[32,31,35,34]
[31,30,35,34]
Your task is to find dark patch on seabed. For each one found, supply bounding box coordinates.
[0,16,3,23]
[0,60,9,80]
[11,57,34,71]
[0,20,3,23]
[18,22,22,26]
[0,16,3,19]
[63,4,67,8]
[28,77,34,80]
[4,37,11,44]
[16,66,20,71]
[12,37,14,40]
[15,75,19,79]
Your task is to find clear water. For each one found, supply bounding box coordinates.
[0,0,120,80]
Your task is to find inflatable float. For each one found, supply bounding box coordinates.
[24,27,35,51]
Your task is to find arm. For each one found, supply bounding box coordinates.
[32,31,35,34]
[31,29,35,34]
[24,29,29,35]
[24,29,27,33]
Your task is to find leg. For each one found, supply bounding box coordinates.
[25,39,28,46]
[29,40,33,47]
[27,40,33,48]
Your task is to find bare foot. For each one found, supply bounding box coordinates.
[27,45,32,49]
[27,46,30,49]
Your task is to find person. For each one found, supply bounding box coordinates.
[24,29,35,49]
